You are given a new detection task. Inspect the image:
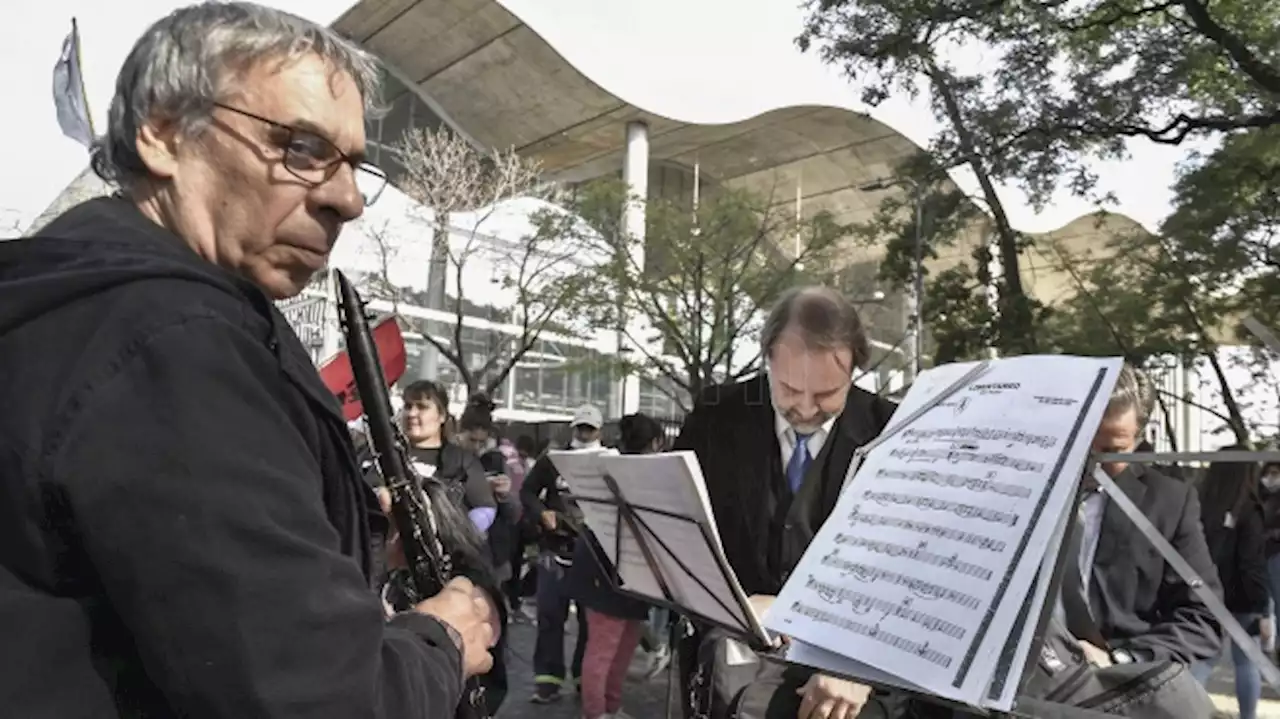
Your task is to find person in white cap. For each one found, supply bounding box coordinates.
[518,404,603,702]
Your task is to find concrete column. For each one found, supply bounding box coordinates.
[617,121,649,416]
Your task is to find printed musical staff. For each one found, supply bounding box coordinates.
[834,533,993,581]
[847,506,1007,552]
[804,576,967,639]
[821,550,982,610]
[862,490,1020,527]
[900,426,1058,450]
[790,601,955,668]
[876,468,1032,500]
[888,447,1045,474]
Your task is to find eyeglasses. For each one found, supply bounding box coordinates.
[212,102,388,206]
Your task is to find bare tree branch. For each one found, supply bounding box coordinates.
[375,127,589,398]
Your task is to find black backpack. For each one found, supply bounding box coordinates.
[1016,615,1214,718]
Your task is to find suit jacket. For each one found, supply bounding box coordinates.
[673,374,897,597]
[1088,463,1224,664]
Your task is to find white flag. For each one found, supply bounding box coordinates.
[53,18,93,149]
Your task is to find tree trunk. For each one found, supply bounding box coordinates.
[1202,345,1251,446]
[929,64,1037,354]
[421,223,450,381]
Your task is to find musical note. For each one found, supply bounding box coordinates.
[847,506,1008,552]
[900,427,1058,450]
[833,533,993,581]
[820,551,983,610]
[862,490,1020,527]
[887,447,1045,474]
[790,601,955,668]
[876,468,1032,499]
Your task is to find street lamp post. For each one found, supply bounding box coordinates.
[859,177,924,384]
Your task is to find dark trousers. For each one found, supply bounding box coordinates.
[533,551,588,684]
[504,539,527,609]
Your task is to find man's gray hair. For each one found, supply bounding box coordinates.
[1106,363,1155,429]
[760,286,871,370]
[91,1,381,191]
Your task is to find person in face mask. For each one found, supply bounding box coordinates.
[518,404,602,703]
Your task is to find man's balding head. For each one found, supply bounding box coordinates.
[761,286,869,433]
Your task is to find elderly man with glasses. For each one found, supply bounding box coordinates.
[0,3,499,718]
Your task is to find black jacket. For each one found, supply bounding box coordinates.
[1088,464,1224,663]
[1200,487,1270,616]
[520,448,587,560]
[566,530,653,621]
[673,374,897,596]
[0,198,463,718]
[1261,485,1280,558]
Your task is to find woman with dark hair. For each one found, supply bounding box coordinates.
[456,394,526,595]
[399,381,498,533]
[568,413,666,719]
[1192,448,1271,719]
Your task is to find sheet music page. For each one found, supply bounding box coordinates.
[548,450,665,600]
[597,452,768,643]
[766,355,1122,707]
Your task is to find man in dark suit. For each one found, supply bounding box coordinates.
[1067,364,1223,668]
[675,286,897,719]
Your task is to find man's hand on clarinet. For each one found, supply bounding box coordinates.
[796,673,872,719]
[414,577,500,678]
[540,509,558,531]
[376,487,407,569]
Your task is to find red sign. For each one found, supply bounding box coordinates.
[318,316,407,421]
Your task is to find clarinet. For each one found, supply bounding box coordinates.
[333,270,490,719]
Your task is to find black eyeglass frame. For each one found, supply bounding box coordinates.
[211,102,388,206]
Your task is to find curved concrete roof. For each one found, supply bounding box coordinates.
[333,0,926,242]
[332,0,1147,304]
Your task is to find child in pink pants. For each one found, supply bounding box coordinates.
[581,608,645,719]
[565,413,669,719]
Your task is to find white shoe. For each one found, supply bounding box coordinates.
[642,646,670,680]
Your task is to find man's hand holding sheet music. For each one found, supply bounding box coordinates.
[754,593,875,718]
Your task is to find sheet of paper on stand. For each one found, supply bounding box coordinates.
[549,450,769,644]
[545,449,665,600]
[765,355,1122,710]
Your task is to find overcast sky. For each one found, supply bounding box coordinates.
[4,0,1194,234]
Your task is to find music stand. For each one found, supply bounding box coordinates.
[568,469,773,651]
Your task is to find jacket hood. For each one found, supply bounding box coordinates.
[0,197,263,336]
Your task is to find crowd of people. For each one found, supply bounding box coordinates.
[3,3,1278,719]
[353,381,675,718]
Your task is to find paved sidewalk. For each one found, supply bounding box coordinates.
[1205,658,1280,718]
[496,617,674,719]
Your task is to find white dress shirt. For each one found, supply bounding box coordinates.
[775,412,838,469]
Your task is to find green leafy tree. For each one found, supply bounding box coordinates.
[799,0,1280,364]
[1039,126,1280,447]
[541,180,850,409]
[798,9,1040,354]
